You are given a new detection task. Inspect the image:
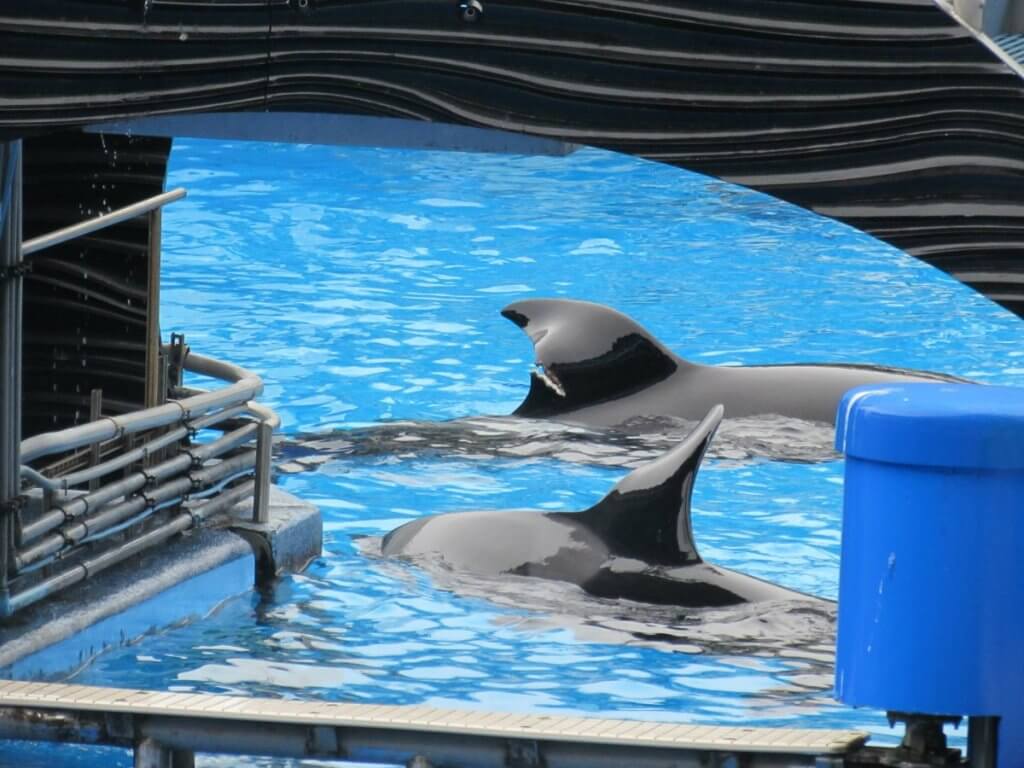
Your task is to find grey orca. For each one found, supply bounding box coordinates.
[501,298,963,426]
[382,405,823,608]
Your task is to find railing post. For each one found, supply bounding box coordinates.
[89,388,103,492]
[0,140,24,606]
[253,418,272,524]
[145,207,162,409]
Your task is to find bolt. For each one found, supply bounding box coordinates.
[459,0,483,22]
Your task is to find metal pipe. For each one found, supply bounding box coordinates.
[20,356,263,463]
[21,187,186,256]
[19,419,257,545]
[145,207,162,410]
[136,719,782,768]
[8,471,255,614]
[59,425,189,490]
[9,507,192,613]
[88,389,103,492]
[186,479,255,521]
[191,404,252,431]
[247,401,281,430]
[967,716,999,768]
[0,706,823,768]
[171,396,279,434]
[185,351,257,386]
[0,141,23,596]
[16,444,255,569]
[253,420,273,524]
[18,464,61,493]
[19,461,170,547]
[76,470,253,548]
[245,401,279,525]
[89,451,255,543]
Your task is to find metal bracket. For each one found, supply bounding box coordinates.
[306,725,340,755]
[506,738,544,768]
[168,333,189,390]
[104,711,136,740]
[0,261,31,282]
[0,495,25,517]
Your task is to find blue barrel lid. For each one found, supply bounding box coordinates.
[835,383,1024,469]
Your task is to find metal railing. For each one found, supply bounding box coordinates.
[8,347,278,617]
[21,188,186,257]
[0,183,278,617]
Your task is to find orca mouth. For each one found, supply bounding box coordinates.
[534,362,566,398]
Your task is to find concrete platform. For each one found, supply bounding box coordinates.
[0,486,321,680]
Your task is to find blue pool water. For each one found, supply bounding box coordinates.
[20,139,1024,764]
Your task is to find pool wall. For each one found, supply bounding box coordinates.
[0,1,1022,316]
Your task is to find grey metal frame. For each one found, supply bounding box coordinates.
[20,187,186,257]
[0,142,23,610]
[10,349,279,616]
[1,182,279,617]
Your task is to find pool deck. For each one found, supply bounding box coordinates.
[0,486,321,680]
[0,679,869,767]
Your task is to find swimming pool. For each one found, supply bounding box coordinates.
[17,139,1024,765]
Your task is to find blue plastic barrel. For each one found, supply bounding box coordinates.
[834,383,1024,765]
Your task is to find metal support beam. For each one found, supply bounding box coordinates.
[21,187,185,257]
[0,140,23,603]
[135,738,171,768]
[145,207,162,409]
[253,419,273,524]
[89,388,103,492]
[968,716,999,768]
[134,738,196,768]
[0,681,868,768]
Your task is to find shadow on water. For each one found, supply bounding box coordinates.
[276,413,839,474]
[358,535,837,695]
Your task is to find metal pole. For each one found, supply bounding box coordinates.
[21,187,185,257]
[135,738,193,768]
[967,716,999,768]
[89,388,103,492]
[253,419,272,524]
[145,207,162,409]
[0,140,23,602]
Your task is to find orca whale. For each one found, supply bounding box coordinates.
[381,405,824,608]
[502,298,963,426]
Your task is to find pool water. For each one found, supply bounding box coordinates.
[24,139,1024,764]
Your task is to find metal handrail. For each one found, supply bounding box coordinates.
[8,348,280,616]
[19,351,263,464]
[21,188,187,256]
[17,431,258,567]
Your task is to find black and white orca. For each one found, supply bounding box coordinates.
[382,405,824,608]
[502,298,962,426]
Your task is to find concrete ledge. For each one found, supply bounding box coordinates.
[228,485,323,580]
[0,486,321,680]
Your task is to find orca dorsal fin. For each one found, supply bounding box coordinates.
[576,404,724,566]
[501,299,685,418]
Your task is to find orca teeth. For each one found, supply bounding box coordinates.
[534,363,566,398]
